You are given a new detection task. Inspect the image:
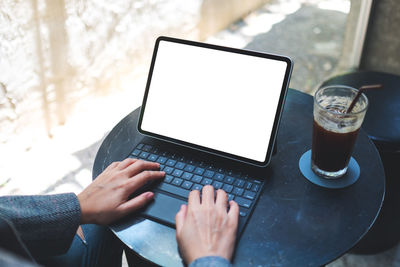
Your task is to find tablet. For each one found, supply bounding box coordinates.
[138,36,292,167]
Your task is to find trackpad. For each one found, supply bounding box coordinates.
[141,192,186,228]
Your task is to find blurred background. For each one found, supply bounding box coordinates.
[0,0,358,195]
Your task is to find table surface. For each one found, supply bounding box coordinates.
[93,89,385,267]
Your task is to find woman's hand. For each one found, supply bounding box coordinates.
[175,185,239,264]
[77,158,165,225]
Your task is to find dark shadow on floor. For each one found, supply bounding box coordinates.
[243,4,347,93]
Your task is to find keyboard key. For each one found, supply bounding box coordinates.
[175,162,186,169]
[148,154,158,161]
[187,159,196,165]
[214,173,224,182]
[156,157,167,164]
[244,190,256,200]
[224,176,235,184]
[182,181,193,190]
[232,171,241,177]
[228,194,235,201]
[204,170,215,178]
[131,149,141,156]
[207,165,219,171]
[191,175,202,183]
[252,184,260,192]
[143,145,152,152]
[160,164,165,170]
[201,178,212,185]
[164,175,173,183]
[194,167,205,175]
[192,184,203,191]
[199,161,207,167]
[233,187,244,196]
[172,178,183,186]
[166,159,177,167]
[222,184,233,193]
[245,182,253,190]
[136,143,144,149]
[217,168,224,173]
[163,166,174,174]
[234,179,245,188]
[212,181,223,189]
[158,183,190,199]
[234,196,252,208]
[172,169,183,177]
[184,165,195,172]
[160,150,169,156]
[239,211,247,217]
[182,172,193,180]
[139,151,150,159]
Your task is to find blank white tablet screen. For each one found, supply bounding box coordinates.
[141,40,288,162]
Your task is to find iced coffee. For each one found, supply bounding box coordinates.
[311,85,368,178]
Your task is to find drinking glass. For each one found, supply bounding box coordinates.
[311,85,368,178]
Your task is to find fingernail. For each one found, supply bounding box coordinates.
[146,192,154,199]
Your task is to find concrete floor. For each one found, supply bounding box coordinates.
[1,0,399,266]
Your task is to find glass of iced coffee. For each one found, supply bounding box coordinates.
[311,85,368,178]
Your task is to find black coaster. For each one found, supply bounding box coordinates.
[299,150,360,189]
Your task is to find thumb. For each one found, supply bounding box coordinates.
[175,204,187,235]
[118,192,154,214]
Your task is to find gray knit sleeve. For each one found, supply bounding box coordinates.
[0,193,81,258]
[189,256,232,267]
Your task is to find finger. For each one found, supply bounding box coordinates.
[201,185,215,207]
[117,158,138,170]
[125,170,165,193]
[117,191,154,214]
[188,190,200,210]
[228,200,240,228]
[215,189,228,211]
[125,160,161,177]
[105,161,120,171]
[175,204,187,235]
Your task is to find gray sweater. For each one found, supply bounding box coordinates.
[0,193,81,258]
[0,193,231,266]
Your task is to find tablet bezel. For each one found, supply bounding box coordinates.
[138,36,292,167]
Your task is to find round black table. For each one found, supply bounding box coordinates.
[93,89,385,266]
